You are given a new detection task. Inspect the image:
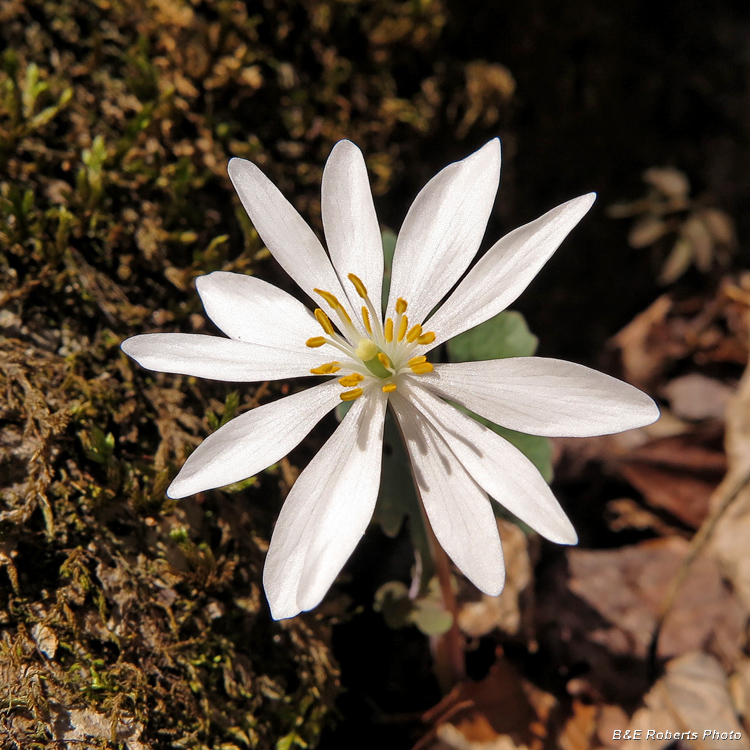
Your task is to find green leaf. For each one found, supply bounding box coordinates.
[373,581,413,629]
[412,597,453,636]
[446,310,538,362]
[372,412,434,587]
[373,578,453,635]
[454,404,553,483]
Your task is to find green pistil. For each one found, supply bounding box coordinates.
[363,351,392,379]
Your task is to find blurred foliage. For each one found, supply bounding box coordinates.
[608,166,737,285]
[0,0,516,747]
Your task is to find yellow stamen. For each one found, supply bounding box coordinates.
[355,338,379,360]
[314,287,352,325]
[382,383,397,393]
[314,288,341,308]
[362,306,372,335]
[416,331,436,345]
[384,318,394,343]
[396,298,408,314]
[310,361,341,375]
[340,388,363,402]
[338,373,365,387]
[408,355,427,367]
[377,352,393,370]
[406,324,422,343]
[306,337,327,348]
[410,362,434,375]
[348,273,368,299]
[397,315,408,342]
[314,308,335,336]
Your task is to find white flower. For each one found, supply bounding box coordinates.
[121,140,659,620]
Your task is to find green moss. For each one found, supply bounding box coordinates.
[0,0,513,745]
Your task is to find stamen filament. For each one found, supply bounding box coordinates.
[340,388,363,402]
[382,383,397,393]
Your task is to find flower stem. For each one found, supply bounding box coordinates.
[419,495,466,691]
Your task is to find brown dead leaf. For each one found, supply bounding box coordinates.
[421,655,553,750]
[50,705,147,750]
[623,652,749,750]
[661,373,735,421]
[643,167,690,199]
[611,296,675,389]
[558,700,598,750]
[457,520,533,639]
[567,538,742,663]
[708,334,750,613]
[619,424,726,528]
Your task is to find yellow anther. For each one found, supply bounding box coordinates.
[310,361,341,375]
[314,288,341,308]
[314,308,335,336]
[416,331,436,345]
[348,273,368,299]
[338,373,365,387]
[406,324,422,343]
[340,388,363,402]
[362,306,373,335]
[377,352,393,370]
[396,298,408,314]
[384,318,394,343]
[410,362,434,375]
[306,337,327,348]
[355,338,379,360]
[382,383,397,393]
[397,315,408,342]
[314,287,352,325]
[407,355,427,367]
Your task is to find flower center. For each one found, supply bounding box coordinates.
[305,273,435,400]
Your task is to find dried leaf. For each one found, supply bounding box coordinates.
[619,425,726,528]
[628,216,670,249]
[457,520,532,638]
[624,653,749,750]
[643,167,690,199]
[661,373,734,421]
[565,538,743,662]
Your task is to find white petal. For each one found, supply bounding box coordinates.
[387,140,501,325]
[321,141,383,318]
[402,380,577,544]
[121,332,323,381]
[168,380,341,498]
[421,358,660,437]
[227,157,355,318]
[263,390,387,619]
[196,271,319,345]
[427,194,596,346]
[390,392,505,596]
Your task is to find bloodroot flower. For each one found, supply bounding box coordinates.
[121,140,659,620]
